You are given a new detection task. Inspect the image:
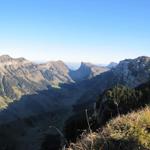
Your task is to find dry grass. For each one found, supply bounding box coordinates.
[66,107,150,150]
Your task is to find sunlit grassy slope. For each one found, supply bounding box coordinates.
[67,106,150,150]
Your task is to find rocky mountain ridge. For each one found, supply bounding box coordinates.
[0,55,109,124]
[0,55,150,150]
[112,56,150,87]
[74,56,150,108]
[0,55,150,123]
[69,62,109,81]
[0,55,108,104]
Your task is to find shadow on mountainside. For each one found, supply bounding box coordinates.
[0,70,122,150]
[0,82,79,150]
[0,74,99,150]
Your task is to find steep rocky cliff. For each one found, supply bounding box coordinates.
[69,62,109,81]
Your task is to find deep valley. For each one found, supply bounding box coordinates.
[0,55,150,150]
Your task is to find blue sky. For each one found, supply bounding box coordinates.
[0,0,150,64]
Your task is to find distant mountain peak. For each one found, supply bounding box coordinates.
[118,56,150,67]
[0,54,11,58]
[81,62,92,65]
[16,57,27,61]
[113,56,150,87]
[135,56,150,62]
[69,62,109,81]
[80,62,94,68]
[107,62,118,68]
[39,60,69,71]
[0,55,12,62]
[0,55,29,64]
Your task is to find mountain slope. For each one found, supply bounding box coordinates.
[74,56,150,108]
[67,106,150,150]
[0,55,73,109]
[64,80,150,142]
[113,56,150,87]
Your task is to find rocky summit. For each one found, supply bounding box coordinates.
[112,56,150,87]
[69,62,109,81]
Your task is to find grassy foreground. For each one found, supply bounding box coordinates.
[66,106,150,150]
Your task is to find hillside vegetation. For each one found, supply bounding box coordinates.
[67,106,150,150]
[64,81,150,142]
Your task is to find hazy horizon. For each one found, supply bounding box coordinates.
[0,54,110,70]
[0,53,149,65]
[1,53,150,71]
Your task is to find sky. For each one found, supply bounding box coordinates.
[0,0,150,64]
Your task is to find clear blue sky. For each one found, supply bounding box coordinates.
[0,0,150,64]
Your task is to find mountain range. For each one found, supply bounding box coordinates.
[0,55,108,105]
[0,55,109,123]
[0,55,150,150]
[0,55,150,122]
